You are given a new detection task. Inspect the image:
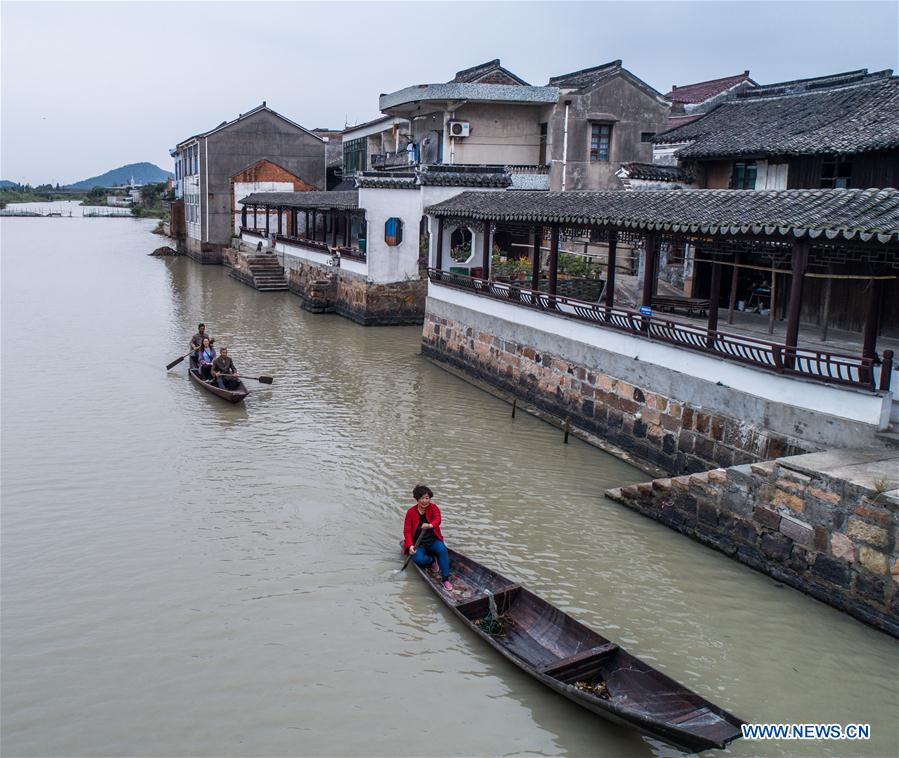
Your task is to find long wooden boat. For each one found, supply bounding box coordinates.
[413,548,744,752]
[188,357,249,404]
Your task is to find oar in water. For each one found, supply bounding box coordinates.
[166,350,195,371]
[399,531,426,573]
[229,374,274,384]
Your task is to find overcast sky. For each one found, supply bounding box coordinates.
[1,0,896,185]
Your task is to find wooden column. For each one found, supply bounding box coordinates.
[862,277,884,359]
[707,257,722,347]
[264,205,270,235]
[305,211,310,238]
[312,210,317,241]
[820,264,834,341]
[726,251,741,324]
[343,211,350,247]
[605,231,617,309]
[641,232,657,308]
[548,224,560,297]
[253,204,257,229]
[784,240,808,362]
[332,212,338,247]
[531,226,542,290]
[482,221,491,279]
[241,204,247,229]
[276,206,283,236]
[435,217,444,270]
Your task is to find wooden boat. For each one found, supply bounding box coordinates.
[188,357,249,404]
[413,548,744,752]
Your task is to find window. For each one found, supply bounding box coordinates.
[730,160,757,189]
[641,132,655,143]
[820,155,852,188]
[343,137,367,174]
[590,124,611,162]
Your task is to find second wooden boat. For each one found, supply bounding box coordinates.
[413,548,744,752]
[188,357,249,404]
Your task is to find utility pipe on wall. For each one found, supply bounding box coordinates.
[204,138,209,244]
[561,100,571,191]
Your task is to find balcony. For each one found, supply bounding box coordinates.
[427,268,891,392]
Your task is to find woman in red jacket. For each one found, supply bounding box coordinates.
[403,484,452,590]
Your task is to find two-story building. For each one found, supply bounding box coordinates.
[171,103,326,261]
[546,60,671,190]
[653,68,899,190]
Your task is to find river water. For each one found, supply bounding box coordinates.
[2,205,897,758]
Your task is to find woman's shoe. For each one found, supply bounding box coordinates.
[442,579,453,591]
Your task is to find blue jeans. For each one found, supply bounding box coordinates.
[412,540,450,579]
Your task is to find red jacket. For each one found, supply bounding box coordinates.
[403,503,444,553]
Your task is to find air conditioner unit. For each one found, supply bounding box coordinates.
[447,120,471,138]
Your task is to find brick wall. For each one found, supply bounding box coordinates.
[607,456,899,637]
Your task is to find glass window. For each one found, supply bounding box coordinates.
[730,160,757,189]
[820,155,852,188]
[590,124,611,162]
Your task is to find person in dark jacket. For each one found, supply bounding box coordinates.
[403,484,452,590]
[189,323,210,359]
[212,348,238,390]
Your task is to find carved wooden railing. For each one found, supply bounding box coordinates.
[427,268,889,391]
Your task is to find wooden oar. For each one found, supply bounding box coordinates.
[166,350,196,371]
[226,374,274,384]
[400,530,426,572]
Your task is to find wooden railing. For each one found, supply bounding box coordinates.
[428,268,889,391]
[274,234,367,262]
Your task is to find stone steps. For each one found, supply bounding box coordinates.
[245,255,288,292]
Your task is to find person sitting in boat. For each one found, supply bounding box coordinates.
[212,348,238,390]
[403,485,452,591]
[198,337,216,380]
[189,323,210,361]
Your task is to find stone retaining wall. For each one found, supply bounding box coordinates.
[287,260,336,314]
[422,309,811,474]
[607,452,899,637]
[336,277,426,326]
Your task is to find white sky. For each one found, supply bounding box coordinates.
[1,0,897,185]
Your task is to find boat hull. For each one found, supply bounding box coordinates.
[188,359,249,403]
[413,548,744,752]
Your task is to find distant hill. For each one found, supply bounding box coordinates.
[67,162,173,189]
[0,180,16,188]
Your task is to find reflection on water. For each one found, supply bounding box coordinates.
[1,212,897,758]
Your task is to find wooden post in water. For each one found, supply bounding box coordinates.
[563,416,571,444]
[511,397,517,418]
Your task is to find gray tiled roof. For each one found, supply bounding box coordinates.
[239,190,358,210]
[379,83,559,111]
[355,165,513,189]
[618,163,694,183]
[425,188,899,243]
[654,73,899,158]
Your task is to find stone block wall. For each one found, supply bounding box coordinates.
[607,457,899,637]
[286,260,336,314]
[421,311,810,474]
[336,277,427,326]
[184,236,223,264]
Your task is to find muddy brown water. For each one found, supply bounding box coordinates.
[2,205,897,757]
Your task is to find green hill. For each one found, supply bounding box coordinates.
[67,162,173,189]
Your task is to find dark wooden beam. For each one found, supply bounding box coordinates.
[531,227,542,290]
[726,251,740,324]
[641,232,657,308]
[548,224,560,297]
[264,205,270,235]
[241,204,247,229]
[343,211,350,247]
[862,277,884,359]
[605,231,617,309]
[276,206,282,236]
[253,204,257,228]
[332,211,338,247]
[435,217,444,270]
[707,256,722,346]
[784,240,808,363]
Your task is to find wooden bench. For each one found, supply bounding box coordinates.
[652,295,710,317]
[539,642,620,679]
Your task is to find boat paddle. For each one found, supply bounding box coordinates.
[166,350,195,371]
[229,374,274,384]
[399,531,426,573]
